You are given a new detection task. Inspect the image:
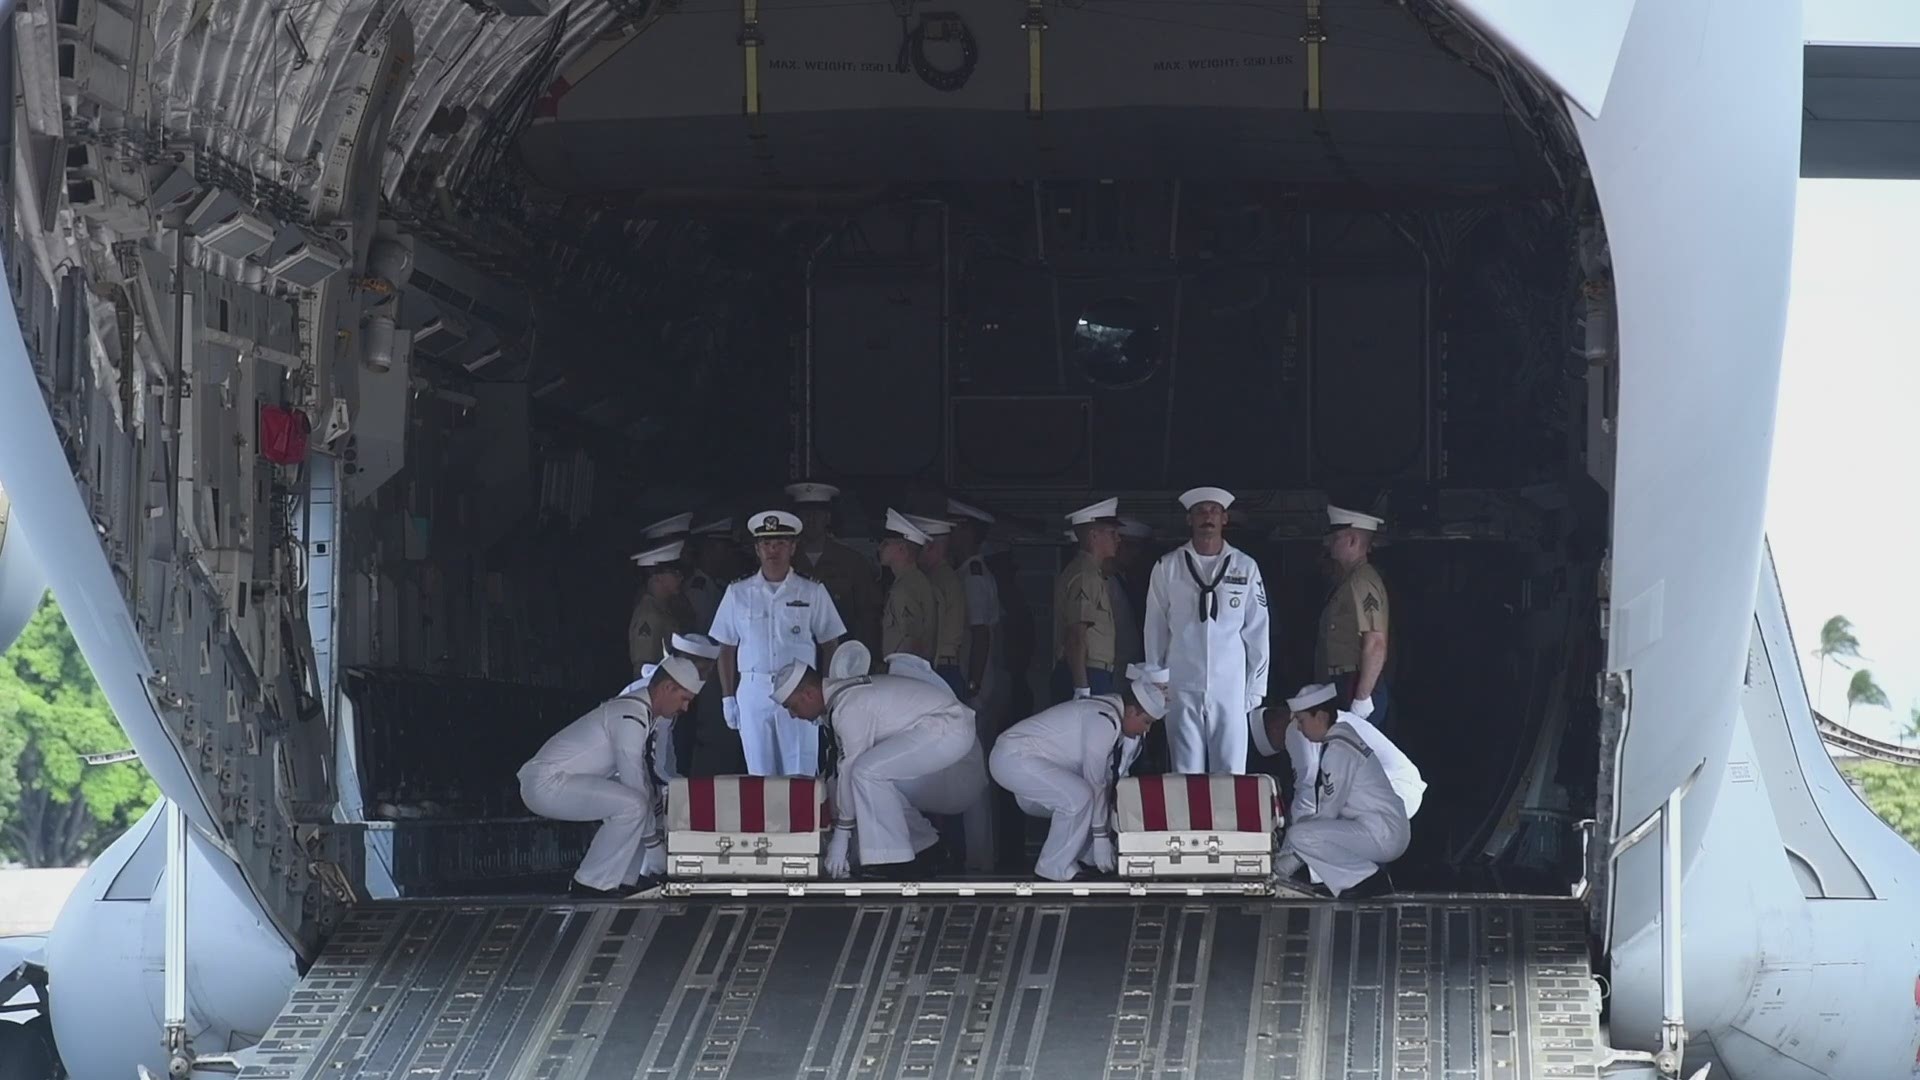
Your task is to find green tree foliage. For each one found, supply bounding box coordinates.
[1843,761,1920,850]
[0,594,157,866]
[1813,614,1863,700]
[1846,668,1890,721]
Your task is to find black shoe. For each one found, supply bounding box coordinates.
[857,859,921,882]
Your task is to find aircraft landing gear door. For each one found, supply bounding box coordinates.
[1471,0,1802,1069]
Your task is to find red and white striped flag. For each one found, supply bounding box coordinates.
[668,776,828,834]
[1115,774,1280,834]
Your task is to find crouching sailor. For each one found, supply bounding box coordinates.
[517,657,704,898]
[1254,683,1418,896]
[773,660,986,880]
[989,674,1168,881]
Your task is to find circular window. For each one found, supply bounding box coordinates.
[1070,297,1162,390]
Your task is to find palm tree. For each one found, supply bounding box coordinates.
[1846,669,1890,723]
[1904,704,1920,746]
[1813,615,1863,702]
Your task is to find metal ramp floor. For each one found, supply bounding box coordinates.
[236,897,1600,1080]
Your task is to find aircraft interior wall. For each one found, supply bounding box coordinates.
[334,180,1608,895]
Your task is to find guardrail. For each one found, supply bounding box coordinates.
[1816,713,1920,767]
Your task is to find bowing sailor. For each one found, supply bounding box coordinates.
[1258,683,1416,896]
[517,657,705,898]
[774,660,986,880]
[989,673,1168,881]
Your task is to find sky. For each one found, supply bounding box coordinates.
[1767,179,1920,744]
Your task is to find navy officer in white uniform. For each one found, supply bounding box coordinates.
[774,659,984,879]
[709,510,847,777]
[989,673,1168,881]
[1143,486,1271,774]
[1259,683,1414,896]
[517,657,704,898]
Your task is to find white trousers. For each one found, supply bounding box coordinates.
[960,683,1009,871]
[738,671,821,777]
[520,770,664,890]
[988,747,1095,882]
[1165,683,1248,774]
[846,715,978,866]
[1278,817,1409,896]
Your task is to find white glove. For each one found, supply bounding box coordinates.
[1089,834,1116,873]
[640,840,666,878]
[723,696,741,730]
[1350,695,1375,720]
[1073,686,1092,700]
[825,825,853,879]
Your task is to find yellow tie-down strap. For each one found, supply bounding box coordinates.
[1023,2,1046,117]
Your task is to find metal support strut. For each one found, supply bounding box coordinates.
[1608,763,1701,1080]
[163,799,194,1077]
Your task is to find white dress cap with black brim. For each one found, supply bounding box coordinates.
[1124,663,1171,686]
[883,508,931,546]
[1248,705,1280,757]
[947,498,995,524]
[907,514,954,538]
[1118,518,1153,540]
[669,632,723,660]
[785,481,841,504]
[1327,505,1385,532]
[771,659,813,706]
[657,655,706,695]
[692,517,733,537]
[1129,677,1171,720]
[1179,487,1236,511]
[640,511,694,541]
[1065,497,1121,527]
[1286,683,1340,712]
[749,510,803,539]
[630,539,687,568]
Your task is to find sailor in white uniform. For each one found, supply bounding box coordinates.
[1258,683,1414,896]
[1143,487,1271,774]
[517,657,704,898]
[775,660,985,879]
[710,511,848,777]
[989,675,1168,881]
[624,632,725,777]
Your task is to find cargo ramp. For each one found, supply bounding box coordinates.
[234,896,1599,1080]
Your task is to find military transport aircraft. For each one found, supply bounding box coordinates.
[3,0,1920,1077]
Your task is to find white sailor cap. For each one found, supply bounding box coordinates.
[771,659,813,705]
[748,510,803,539]
[1118,518,1153,540]
[827,640,873,679]
[785,482,840,504]
[1066,497,1121,527]
[630,539,686,568]
[1327,505,1384,532]
[1248,704,1279,757]
[947,498,995,524]
[1128,677,1170,720]
[640,512,693,541]
[669,632,723,660]
[1179,487,1235,510]
[1124,663,1171,686]
[907,514,953,538]
[657,655,706,695]
[1286,683,1339,712]
[882,508,931,546]
[692,517,733,537]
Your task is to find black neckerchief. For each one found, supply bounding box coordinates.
[817,677,872,783]
[1182,547,1232,622]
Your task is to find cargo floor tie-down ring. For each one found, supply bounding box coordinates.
[897,11,979,92]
